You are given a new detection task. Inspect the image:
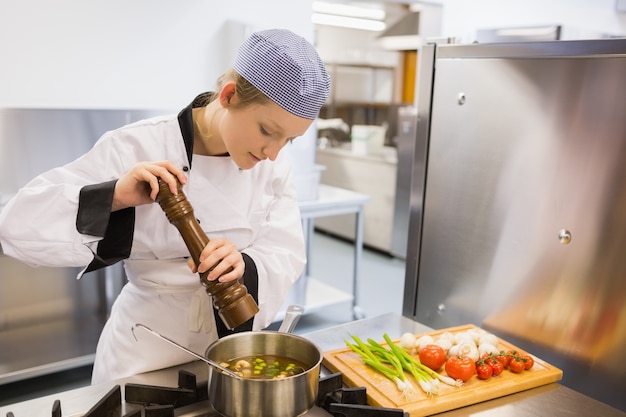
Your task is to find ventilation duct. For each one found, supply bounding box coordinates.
[377,11,422,50]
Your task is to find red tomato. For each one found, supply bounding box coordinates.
[419,344,447,371]
[521,354,534,370]
[509,356,525,373]
[486,357,504,376]
[495,352,510,368]
[476,362,493,380]
[445,356,476,382]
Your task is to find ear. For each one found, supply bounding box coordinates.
[218,82,237,107]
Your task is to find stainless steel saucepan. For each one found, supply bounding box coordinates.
[134,305,323,417]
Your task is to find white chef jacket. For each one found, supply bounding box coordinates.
[0,95,306,383]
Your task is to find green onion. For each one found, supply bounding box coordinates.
[346,335,415,399]
[346,333,464,399]
[383,333,463,388]
[381,334,439,396]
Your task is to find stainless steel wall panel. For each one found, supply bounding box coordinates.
[390,106,418,259]
[403,39,626,411]
[0,108,168,383]
[0,109,168,199]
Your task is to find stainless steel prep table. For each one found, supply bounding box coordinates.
[290,184,370,321]
[0,313,623,417]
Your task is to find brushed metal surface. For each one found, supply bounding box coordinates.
[0,108,168,384]
[390,106,418,259]
[404,39,626,411]
[1,314,623,417]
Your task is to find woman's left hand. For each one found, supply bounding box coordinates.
[187,237,244,282]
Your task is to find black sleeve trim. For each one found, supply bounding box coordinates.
[77,180,135,273]
[77,180,117,236]
[215,252,259,337]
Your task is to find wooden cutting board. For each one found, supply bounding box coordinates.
[323,324,563,416]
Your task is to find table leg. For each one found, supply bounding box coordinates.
[352,208,366,320]
[301,217,314,278]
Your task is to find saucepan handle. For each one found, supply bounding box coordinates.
[277,304,304,334]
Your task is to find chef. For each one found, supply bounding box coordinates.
[0,29,330,383]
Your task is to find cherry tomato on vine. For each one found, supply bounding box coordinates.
[521,354,534,370]
[486,357,504,376]
[445,355,476,382]
[495,352,511,368]
[476,362,493,380]
[509,356,526,373]
[419,344,447,371]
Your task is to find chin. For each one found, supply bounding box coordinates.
[235,160,254,170]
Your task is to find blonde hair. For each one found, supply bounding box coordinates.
[216,68,272,109]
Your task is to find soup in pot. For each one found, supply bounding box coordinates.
[220,355,307,379]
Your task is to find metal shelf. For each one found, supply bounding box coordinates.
[276,184,370,321]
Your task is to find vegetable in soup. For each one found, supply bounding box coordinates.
[220,355,307,379]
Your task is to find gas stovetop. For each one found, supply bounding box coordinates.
[0,365,406,417]
[1,314,426,417]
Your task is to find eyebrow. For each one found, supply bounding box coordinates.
[263,119,285,136]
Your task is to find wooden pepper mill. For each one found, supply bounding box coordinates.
[155,177,259,329]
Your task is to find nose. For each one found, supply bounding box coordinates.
[262,140,284,161]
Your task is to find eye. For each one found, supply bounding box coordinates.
[259,125,271,136]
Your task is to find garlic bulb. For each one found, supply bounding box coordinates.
[399,332,417,349]
[453,331,474,346]
[455,342,479,362]
[434,336,453,351]
[415,334,435,349]
[478,333,499,347]
[478,342,499,357]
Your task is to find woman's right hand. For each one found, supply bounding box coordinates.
[112,161,187,211]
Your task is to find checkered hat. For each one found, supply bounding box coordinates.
[233,29,330,120]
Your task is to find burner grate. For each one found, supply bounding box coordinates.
[317,373,407,417]
[4,370,406,417]
[82,385,139,417]
[125,370,207,409]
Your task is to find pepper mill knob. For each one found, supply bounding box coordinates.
[155,178,259,329]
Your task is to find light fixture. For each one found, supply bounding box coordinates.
[312,1,386,32]
[312,13,386,31]
[312,1,385,20]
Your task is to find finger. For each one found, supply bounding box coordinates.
[207,259,240,282]
[197,243,218,274]
[147,165,180,196]
[155,161,188,191]
[216,267,242,283]
[204,252,236,280]
[163,161,188,186]
[213,254,244,282]
[205,258,227,280]
[144,174,161,201]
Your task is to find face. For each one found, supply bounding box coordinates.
[218,88,314,170]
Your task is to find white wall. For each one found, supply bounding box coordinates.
[0,0,323,189]
[432,0,626,42]
[0,0,315,109]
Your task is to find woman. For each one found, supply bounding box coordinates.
[0,29,330,383]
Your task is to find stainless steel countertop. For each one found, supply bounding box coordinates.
[0,313,624,417]
[304,313,626,417]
